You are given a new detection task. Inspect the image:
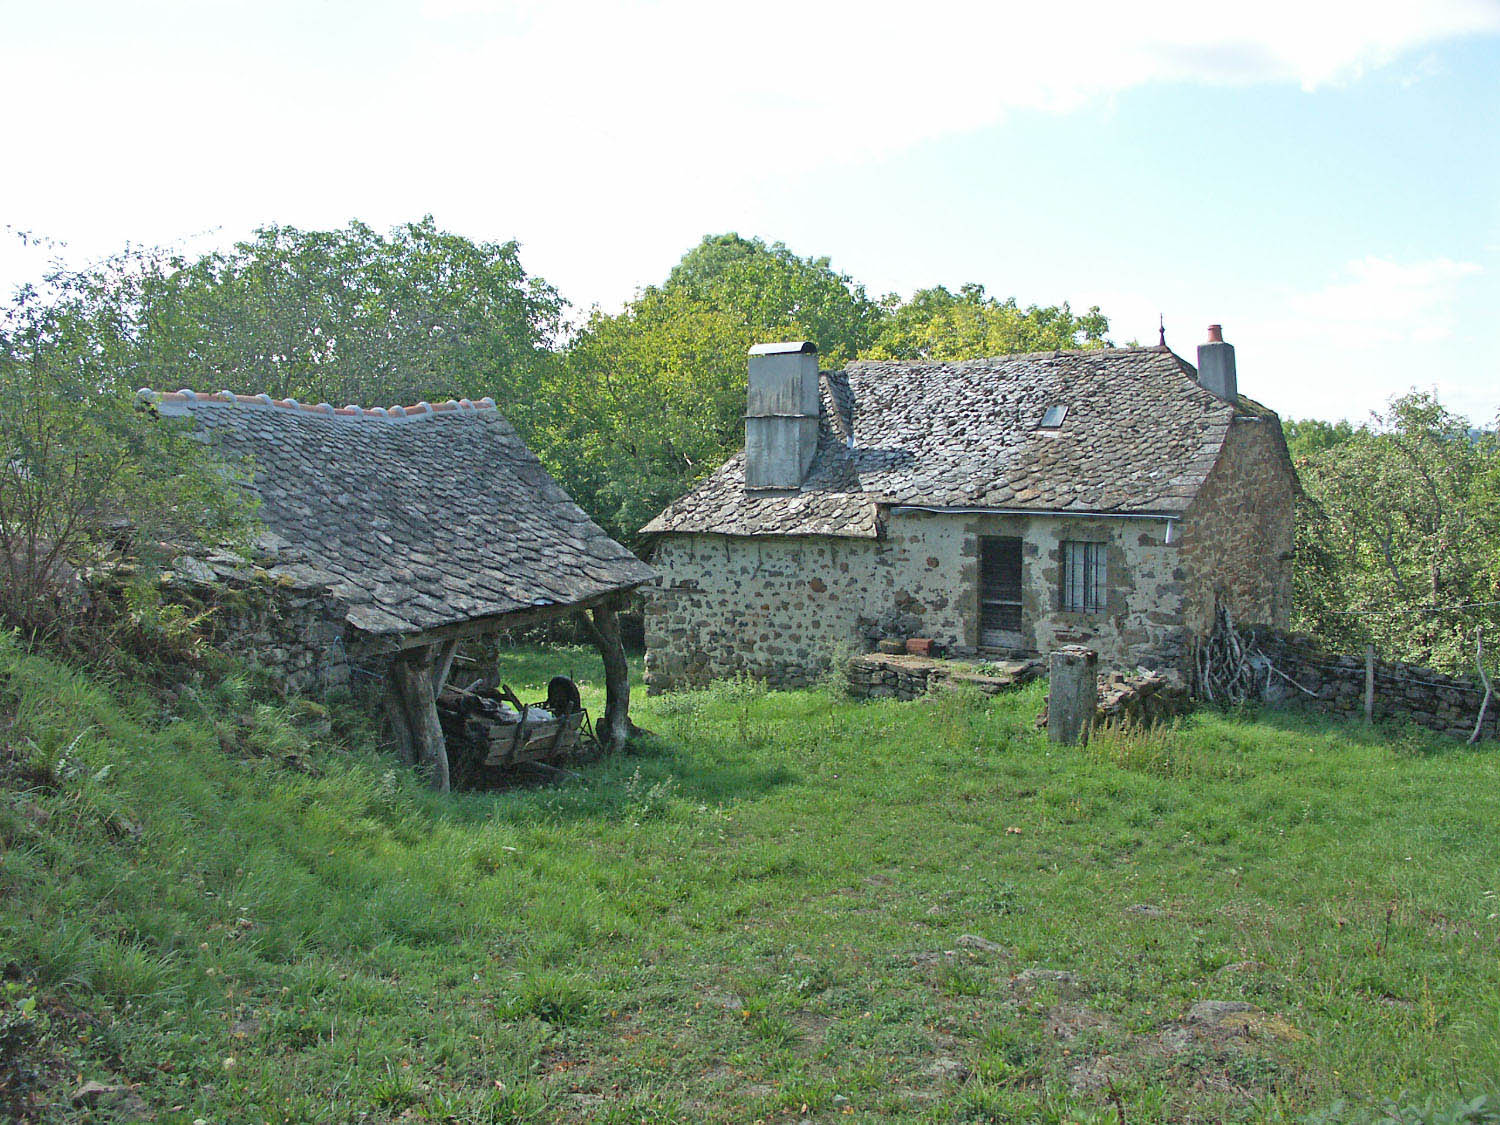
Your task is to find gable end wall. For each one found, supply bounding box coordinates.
[1177,416,1297,635]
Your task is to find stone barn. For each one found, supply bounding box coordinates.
[142,388,655,789]
[640,328,1297,691]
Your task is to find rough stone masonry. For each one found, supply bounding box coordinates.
[643,332,1297,693]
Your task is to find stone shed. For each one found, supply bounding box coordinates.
[640,328,1297,691]
[143,388,655,789]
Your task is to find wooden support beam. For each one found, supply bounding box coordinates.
[579,600,635,750]
[382,681,415,767]
[388,645,451,792]
[360,588,644,656]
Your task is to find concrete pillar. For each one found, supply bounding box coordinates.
[1048,646,1098,745]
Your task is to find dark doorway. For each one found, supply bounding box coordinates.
[979,536,1024,648]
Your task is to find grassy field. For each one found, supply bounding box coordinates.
[2,634,1499,1124]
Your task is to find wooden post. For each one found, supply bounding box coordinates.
[580,600,635,750]
[382,682,415,767]
[1471,628,1492,745]
[1047,646,1098,746]
[389,645,451,792]
[1364,644,1376,725]
[432,637,460,697]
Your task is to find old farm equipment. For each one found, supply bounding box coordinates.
[437,675,594,786]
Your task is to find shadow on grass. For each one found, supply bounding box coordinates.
[1197,698,1491,756]
[428,730,799,827]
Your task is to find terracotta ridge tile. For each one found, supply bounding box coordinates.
[137,387,497,420]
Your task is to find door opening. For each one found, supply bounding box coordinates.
[979,536,1024,649]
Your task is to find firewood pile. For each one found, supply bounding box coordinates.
[437,678,592,787]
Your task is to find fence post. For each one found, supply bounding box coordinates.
[1048,646,1098,746]
[1364,644,1376,725]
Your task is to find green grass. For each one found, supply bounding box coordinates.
[2,634,1499,1122]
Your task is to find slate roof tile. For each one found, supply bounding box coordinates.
[642,346,1275,538]
[145,390,655,637]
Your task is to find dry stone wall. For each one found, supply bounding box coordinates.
[845,653,1043,700]
[1247,628,1495,740]
[163,554,354,695]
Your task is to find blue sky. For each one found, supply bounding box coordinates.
[3,0,1498,422]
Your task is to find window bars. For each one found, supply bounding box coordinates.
[1062,541,1106,613]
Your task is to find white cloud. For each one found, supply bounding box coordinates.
[1,0,1496,314]
[399,0,1500,167]
[1258,255,1483,348]
[1201,257,1489,421]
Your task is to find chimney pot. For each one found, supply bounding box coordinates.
[1206,324,1223,343]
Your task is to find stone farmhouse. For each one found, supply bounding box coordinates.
[143,389,655,788]
[640,328,1297,691]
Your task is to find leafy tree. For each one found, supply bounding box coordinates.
[864,283,1110,361]
[539,289,750,542]
[0,249,256,637]
[544,234,880,541]
[1293,392,1498,671]
[1283,417,1355,464]
[662,233,881,365]
[133,217,565,419]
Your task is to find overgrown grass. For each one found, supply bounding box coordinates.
[2,634,1499,1122]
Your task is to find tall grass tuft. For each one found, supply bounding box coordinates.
[1085,717,1220,778]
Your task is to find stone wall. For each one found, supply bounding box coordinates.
[1178,417,1296,638]
[165,554,354,695]
[845,653,1043,701]
[644,510,1194,692]
[644,421,1299,696]
[1247,628,1495,740]
[643,535,881,691]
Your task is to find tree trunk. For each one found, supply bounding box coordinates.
[389,646,451,792]
[580,601,634,750]
[382,681,415,766]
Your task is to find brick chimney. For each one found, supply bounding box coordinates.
[1196,324,1237,402]
[745,341,820,490]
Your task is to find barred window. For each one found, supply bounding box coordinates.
[1061,540,1107,613]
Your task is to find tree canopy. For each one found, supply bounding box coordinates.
[534,288,753,544]
[0,249,256,635]
[133,217,565,418]
[661,233,881,366]
[865,283,1111,361]
[1289,393,1499,671]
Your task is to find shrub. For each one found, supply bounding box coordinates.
[0,243,256,642]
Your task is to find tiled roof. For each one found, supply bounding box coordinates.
[641,346,1272,538]
[143,389,655,637]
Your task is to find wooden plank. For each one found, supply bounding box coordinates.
[979,537,1023,634]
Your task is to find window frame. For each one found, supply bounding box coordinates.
[1060,539,1107,614]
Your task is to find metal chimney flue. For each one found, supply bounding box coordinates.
[745,341,819,490]
[1196,324,1237,402]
